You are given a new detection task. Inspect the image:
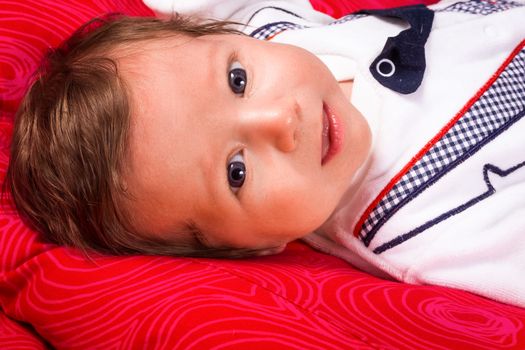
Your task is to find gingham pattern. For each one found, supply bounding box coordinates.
[249,14,367,40]
[329,14,367,26]
[360,47,525,247]
[438,0,524,15]
[250,21,306,40]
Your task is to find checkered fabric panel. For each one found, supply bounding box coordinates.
[249,14,368,40]
[359,47,525,246]
[438,0,524,15]
[329,14,367,25]
[250,21,306,40]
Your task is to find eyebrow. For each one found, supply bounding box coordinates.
[206,40,224,92]
[189,40,242,245]
[198,41,238,204]
[184,219,210,248]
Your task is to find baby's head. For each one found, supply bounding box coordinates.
[6,15,371,258]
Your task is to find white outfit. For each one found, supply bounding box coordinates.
[145,0,525,307]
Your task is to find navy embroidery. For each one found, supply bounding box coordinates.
[360,5,435,94]
[374,160,525,254]
[246,6,305,24]
[250,21,306,40]
[358,46,525,248]
[438,0,524,15]
[249,11,368,41]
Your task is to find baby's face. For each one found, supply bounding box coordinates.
[120,33,371,252]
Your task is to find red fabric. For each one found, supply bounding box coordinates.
[1,0,525,349]
[309,0,438,18]
[0,312,46,349]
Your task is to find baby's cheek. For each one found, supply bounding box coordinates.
[272,191,332,234]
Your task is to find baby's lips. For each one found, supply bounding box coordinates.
[321,102,344,166]
[321,105,330,163]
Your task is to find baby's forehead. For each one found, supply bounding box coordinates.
[114,34,211,76]
[120,31,222,51]
[117,32,244,91]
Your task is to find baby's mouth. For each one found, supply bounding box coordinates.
[321,103,343,165]
[321,107,331,163]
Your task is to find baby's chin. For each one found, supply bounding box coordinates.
[327,166,369,224]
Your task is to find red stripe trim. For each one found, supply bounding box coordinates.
[353,39,525,237]
[265,32,280,41]
[266,29,289,41]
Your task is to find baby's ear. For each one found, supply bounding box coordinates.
[256,244,287,257]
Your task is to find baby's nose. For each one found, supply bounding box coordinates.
[241,99,300,153]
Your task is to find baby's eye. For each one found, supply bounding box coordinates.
[228,61,247,95]
[227,151,246,193]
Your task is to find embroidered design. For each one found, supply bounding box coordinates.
[246,6,306,24]
[438,0,523,15]
[374,159,525,254]
[355,42,525,248]
[250,21,306,40]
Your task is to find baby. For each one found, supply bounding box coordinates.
[6,12,369,258]
[6,0,525,306]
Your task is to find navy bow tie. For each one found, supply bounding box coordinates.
[359,5,435,94]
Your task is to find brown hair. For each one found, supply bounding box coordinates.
[5,14,263,258]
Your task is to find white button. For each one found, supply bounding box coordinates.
[376,58,396,77]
